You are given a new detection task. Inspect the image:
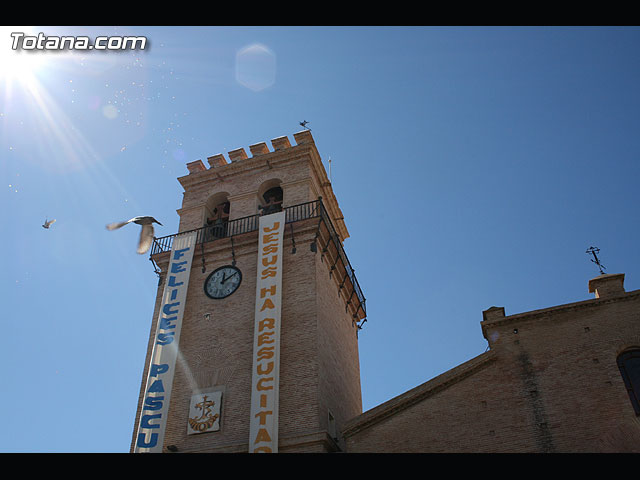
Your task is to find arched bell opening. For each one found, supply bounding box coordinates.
[258,179,283,216]
[204,192,230,241]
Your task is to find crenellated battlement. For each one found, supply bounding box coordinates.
[179,128,348,242]
[185,130,314,174]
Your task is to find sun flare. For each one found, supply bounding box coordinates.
[0,26,104,174]
[0,27,48,83]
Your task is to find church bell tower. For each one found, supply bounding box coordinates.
[130,130,367,453]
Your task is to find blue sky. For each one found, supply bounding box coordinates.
[1,26,639,453]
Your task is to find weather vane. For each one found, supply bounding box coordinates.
[586,246,606,275]
[299,120,310,130]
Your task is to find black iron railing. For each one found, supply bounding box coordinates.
[150,199,366,321]
[150,200,320,255]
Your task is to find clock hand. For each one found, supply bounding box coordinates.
[222,271,238,284]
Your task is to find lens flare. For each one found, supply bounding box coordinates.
[235,43,276,92]
[0,26,47,83]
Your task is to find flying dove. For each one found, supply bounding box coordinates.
[106,216,162,254]
[42,218,56,229]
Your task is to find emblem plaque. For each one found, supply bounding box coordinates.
[187,390,222,435]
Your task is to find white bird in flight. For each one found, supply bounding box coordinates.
[42,218,56,229]
[106,216,163,254]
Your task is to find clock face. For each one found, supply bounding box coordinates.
[204,265,242,299]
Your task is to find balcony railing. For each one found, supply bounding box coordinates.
[150,199,367,324]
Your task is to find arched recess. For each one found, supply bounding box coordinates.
[617,347,640,416]
[257,178,283,215]
[204,191,230,240]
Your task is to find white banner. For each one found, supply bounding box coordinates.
[248,212,285,453]
[134,231,197,453]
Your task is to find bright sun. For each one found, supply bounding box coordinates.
[0,26,47,82]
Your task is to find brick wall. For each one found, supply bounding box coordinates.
[344,275,640,452]
[131,132,363,453]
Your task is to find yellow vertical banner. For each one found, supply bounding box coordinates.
[249,211,285,453]
[134,231,197,453]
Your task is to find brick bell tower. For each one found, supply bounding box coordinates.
[130,130,366,453]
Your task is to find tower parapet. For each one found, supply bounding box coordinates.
[177,130,349,242]
[187,129,315,171]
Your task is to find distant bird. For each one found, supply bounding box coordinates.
[42,218,56,229]
[106,216,162,254]
[299,120,310,130]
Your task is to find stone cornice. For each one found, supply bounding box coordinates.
[480,288,640,339]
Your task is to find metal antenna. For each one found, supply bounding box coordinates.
[586,246,606,275]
